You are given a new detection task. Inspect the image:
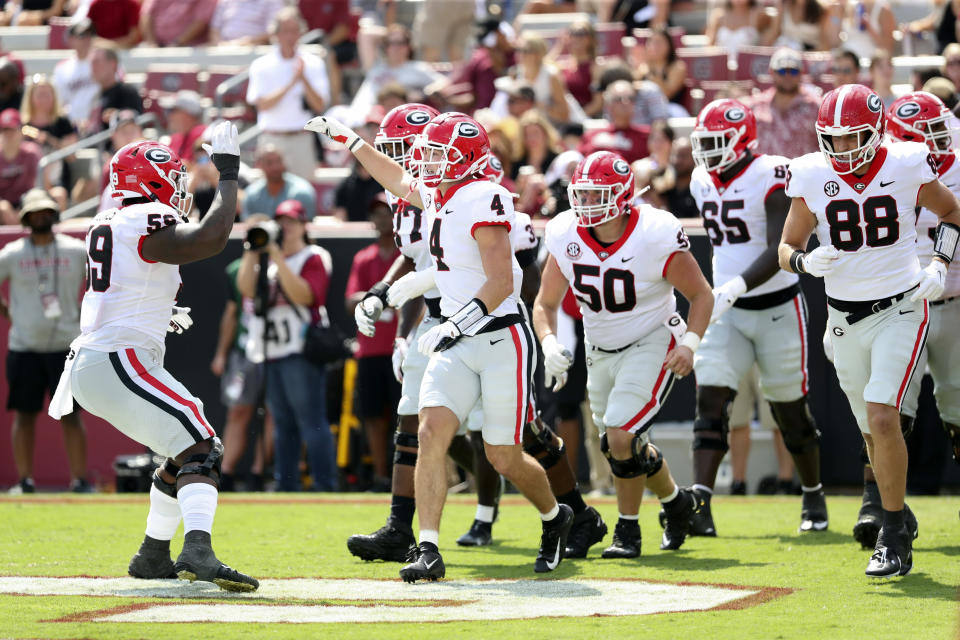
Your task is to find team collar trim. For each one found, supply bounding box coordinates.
[837,146,887,192]
[709,154,758,193]
[576,208,638,261]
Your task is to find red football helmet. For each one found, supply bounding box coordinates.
[374,102,439,171]
[886,91,956,164]
[567,151,634,227]
[816,84,885,175]
[481,154,505,184]
[412,112,490,187]
[110,140,191,217]
[691,99,758,173]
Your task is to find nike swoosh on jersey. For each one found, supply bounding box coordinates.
[443,209,453,215]
[620,256,633,263]
[490,338,504,345]
[879,180,895,187]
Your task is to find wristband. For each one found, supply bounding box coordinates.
[212,154,240,182]
[679,331,701,353]
[789,250,807,274]
[933,221,960,264]
[348,138,363,153]
[449,298,491,336]
[364,281,389,304]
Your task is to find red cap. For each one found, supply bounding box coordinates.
[275,199,308,221]
[0,108,21,129]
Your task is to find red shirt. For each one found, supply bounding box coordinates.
[450,48,509,111]
[87,0,141,40]
[298,252,330,324]
[345,241,400,358]
[168,124,207,164]
[0,142,40,207]
[300,0,358,40]
[579,124,650,163]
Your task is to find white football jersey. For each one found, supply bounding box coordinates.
[544,206,691,350]
[915,150,960,299]
[786,142,935,301]
[415,178,523,317]
[691,154,799,296]
[77,203,183,357]
[512,210,538,253]
[386,190,439,298]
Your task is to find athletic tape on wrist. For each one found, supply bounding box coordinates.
[679,331,701,353]
[934,222,960,264]
[789,250,807,274]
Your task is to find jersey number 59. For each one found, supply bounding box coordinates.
[86,225,113,292]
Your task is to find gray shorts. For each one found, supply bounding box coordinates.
[220,348,265,408]
[71,347,215,458]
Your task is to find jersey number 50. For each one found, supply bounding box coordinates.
[572,264,636,312]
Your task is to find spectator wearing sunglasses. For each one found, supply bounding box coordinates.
[741,47,820,159]
[830,48,861,89]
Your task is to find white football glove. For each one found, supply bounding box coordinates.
[168,306,193,334]
[304,115,362,151]
[541,333,573,392]
[418,320,461,355]
[392,337,408,383]
[800,245,840,277]
[710,275,747,323]
[910,260,947,301]
[387,269,437,308]
[201,120,240,157]
[354,297,383,338]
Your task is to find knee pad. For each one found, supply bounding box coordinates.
[692,417,729,452]
[522,420,565,471]
[152,467,178,499]
[176,437,224,488]
[769,398,821,455]
[394,430,419,467]
[900,415,915,440]
[600,432,659,478]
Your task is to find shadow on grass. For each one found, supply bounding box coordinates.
[599,553,769,572]
[453,562,585,580]
[868,571,960,601]
[730,531,852,546]
[921,545,960,556]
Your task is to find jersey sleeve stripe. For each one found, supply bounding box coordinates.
[661,251,680,277]
[764,183,786,202]
[895,300,930,410]
[137,235,157,264]
[620,335,677,432]
[471,221,512,238]
[123,348,215,437]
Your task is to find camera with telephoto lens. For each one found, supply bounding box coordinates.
[244,220,282,251]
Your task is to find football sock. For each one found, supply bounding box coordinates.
[390,495,416,528]
[177,483,218,534]
[617,513,639,526]
[475,505,495,524]
[882,508,905,530]
[660,485,680,505]
[801,483,823,493]
[540,503,560,522]
[557,488,587,515]
[419,529,439,547]
[144,484,181,541]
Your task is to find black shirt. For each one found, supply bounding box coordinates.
[98,82,143,128]
[663,185,700,219]
[334,168,383,222]
[32,116,76,142]
[0,88,23,113]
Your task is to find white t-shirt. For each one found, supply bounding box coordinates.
[246,47,331,132]
[544,206,690,350]
[415,178,523,318]
[52,55,99,125]
[690,153,799,297]
[915,149,960,300]
[785,141,936,301]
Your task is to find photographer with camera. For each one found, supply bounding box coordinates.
[236,199,335,492]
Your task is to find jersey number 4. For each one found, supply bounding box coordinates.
[701,200,750,246]
[86,225,113,292]
[825,195,898,250]
[429,219,449,271]
[572,264,636,313]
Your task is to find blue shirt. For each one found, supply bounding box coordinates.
[241,172,317,220]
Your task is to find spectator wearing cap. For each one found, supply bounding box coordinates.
[210,0,285,47]
[505,81,537,119]
[236,198,336,492]
[246,6,330,182]
[344,195,401,491]
[52,19,98,129]
[432,15,516,112]
[0,188,90,494]
[89,46,143,133]
[742,47,820,159]
[0,109,41,224]
[242,145,317,222]
[139,0,217,47]
[160,90,206,164]
[0,57,23,113]
[86,0,141,48]
[349,24,444,116]
[578,80,650,163]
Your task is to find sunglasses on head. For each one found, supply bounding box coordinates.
[775,67,800,76]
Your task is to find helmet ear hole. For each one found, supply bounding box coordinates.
[148,181,163,190]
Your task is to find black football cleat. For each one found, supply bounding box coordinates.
[399,542,445,583]
[661,488,699,550]
[799,489,829,533]
[904,503,919,540]
[173,531,259,592]
[601,520,642,559]
[564,506,608,558]
[128,535,177,579]
[535,504,574,573]
[853,484,882,549]
[730,480,747,496]
[456,520,492,547]
[865,526,913,578]
[347,519,416,562]
[688,488,717,536]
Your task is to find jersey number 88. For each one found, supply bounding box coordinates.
[825,195,899,251]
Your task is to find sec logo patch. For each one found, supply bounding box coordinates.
[824,181,840,197]
[566,242,581,259]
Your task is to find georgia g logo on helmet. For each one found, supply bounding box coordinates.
[406,110,431,126]
[457,122,480,138]
[489,156,503,171]
[895,102,921,119]
[866,94,882,113]
[144,147,172,164]
[612,159,630,175]
[724,107,746,123]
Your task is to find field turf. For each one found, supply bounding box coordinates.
[0,493,957,639]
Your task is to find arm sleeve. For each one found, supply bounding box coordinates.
[300,253,330,308]
[470,184,514,238]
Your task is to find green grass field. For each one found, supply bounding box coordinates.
[0,493,957,639]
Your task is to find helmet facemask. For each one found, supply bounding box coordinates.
[568,181,624,227]
[159,167,192,219]
[375,134,414,172]
[691,126,744,173]
[894,113,957,163]
[817,124,881,175]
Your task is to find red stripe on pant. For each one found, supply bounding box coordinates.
[792,296,808,395]
[620,335,676,431]
[895,300,929,409]
[124,348,215,437]
[508,325,525,445]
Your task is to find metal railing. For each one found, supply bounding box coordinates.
[38,111,160,171]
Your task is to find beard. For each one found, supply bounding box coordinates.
[29,221,53,234]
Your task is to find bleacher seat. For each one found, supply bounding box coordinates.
[734,46,776,83]
[593,22,626,57]
[631,27,686,52]
[46,18,70,51]
[144,64,201,95]
[678,47,730,84]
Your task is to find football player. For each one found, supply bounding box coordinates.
[308,112,574,582]
[779,84,960,577]
[685,99,826,536]
[47,123,258,591]
[533,150,711,559]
